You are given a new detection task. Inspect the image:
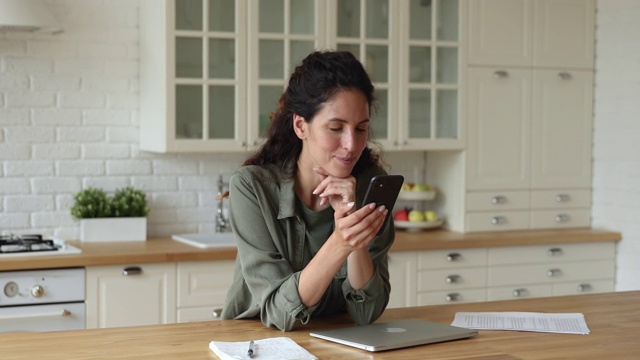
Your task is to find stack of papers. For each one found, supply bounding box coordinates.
[209,337,318,360]
[451,312,590,335]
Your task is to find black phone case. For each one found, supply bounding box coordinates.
[361,175,405,235]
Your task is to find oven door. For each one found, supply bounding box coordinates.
[0,302,85,333]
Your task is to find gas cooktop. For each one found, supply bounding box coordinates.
[0,234,81,257]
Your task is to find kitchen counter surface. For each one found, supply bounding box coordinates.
[0,228,621,271]
[1,290,638,359]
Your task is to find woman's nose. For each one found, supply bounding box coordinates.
[342,131,356,151]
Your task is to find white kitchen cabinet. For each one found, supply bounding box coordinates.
[486,242,615,301]
[468,0,595,69]
[465,0,595,232]
[388,241,616,308]
[387,251,417,308]
[86,263,177,329]
[176,260,235,322]
[139,0,324,153]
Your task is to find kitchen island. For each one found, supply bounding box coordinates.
[0,290,637,359]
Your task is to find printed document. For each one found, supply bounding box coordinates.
[209,336,318,360]
[451,312,590,335]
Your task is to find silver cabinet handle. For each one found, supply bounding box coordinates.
[491,216,507,225]
[212,308,223,318]
[445,275,461,284]
[512,288,529,298]
[445,293,461,302]
[577,284,592,293]
[547,247,563,257]
[555,214,570,223]
[494,70,509,79]
[547,268,562,278]
[557,72,572,80]
[555,194,570,202]
[446,253,462,262]
[122,266,142,276]
[491,195,506,204]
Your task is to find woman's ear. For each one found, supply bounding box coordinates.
[292,114,307,139]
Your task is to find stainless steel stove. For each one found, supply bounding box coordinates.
[0,234,81,257]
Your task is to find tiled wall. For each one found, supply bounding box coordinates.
[593,0,640,290]
[0,0,422,240]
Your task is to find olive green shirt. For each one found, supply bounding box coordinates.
[221,163,395,331]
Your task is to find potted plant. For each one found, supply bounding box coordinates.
[71,187,150,242]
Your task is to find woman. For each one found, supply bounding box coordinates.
[221,50,395,331]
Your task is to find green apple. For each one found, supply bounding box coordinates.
[424,210,438,222]
[408,210,425,222]
[411,183,432,192]
[400,183,413,192]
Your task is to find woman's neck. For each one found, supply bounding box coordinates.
[295,157,325,211]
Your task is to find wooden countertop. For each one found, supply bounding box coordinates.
[0,228,621,271]
[1,290,637,359]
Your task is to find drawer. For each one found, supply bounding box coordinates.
[488,260,615,286]
[465,210,530,232]
[417,248,487,270]
[466,191,530,211]
[177,307,221,323]
[553,279,615,296]
[488,242,616,265]
[530,189,591,209]
[530,209,591,229]
[417,268,487,291]
[177,261,235,307]
[487,284,553,301]
[417,288,486,306]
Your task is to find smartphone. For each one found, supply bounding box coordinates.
[361,174,405,235]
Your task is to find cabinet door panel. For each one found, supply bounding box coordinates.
[466,67,531,190]
[468,0,532,66]
[488,260,614,286]
[530,189,591,209]
[487,284,552,301]
[553,279,614,296]
[533,0,595,68]
[417,268,487,292]
[177,261,235,308]
[488,243,616,266]
[417,288,486,305]
[465,210,530,232]
[388,252,417,308]
[417,248,487,270]
[531,70,593,189]
[530,209,591,229]
[466,190,530,212]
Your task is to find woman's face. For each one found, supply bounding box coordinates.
[295,89,370,178]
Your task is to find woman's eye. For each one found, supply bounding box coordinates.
[329,127,342,132]
[356,127,368,133]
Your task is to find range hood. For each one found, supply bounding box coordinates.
[0,0,62,33]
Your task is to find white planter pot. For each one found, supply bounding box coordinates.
[80,217,147,242]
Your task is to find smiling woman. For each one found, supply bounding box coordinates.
[221,50,396,331]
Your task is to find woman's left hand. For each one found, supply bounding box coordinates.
[312,167,356,211]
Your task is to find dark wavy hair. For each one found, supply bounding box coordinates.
[243,50,381,175]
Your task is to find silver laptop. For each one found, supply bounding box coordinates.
[309,319,477,352]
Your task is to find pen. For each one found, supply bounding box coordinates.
[247,340,254,358]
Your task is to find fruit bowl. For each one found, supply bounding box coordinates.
[394,219,444,232]
[398,190,436,201]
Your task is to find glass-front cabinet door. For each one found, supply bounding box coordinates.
[398,0,460,150]
[246,0,325,150]
[329,0,398,150]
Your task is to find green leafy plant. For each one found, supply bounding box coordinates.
[111,187,150,218]
[70,187,150,220]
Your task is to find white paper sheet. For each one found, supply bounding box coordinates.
[451,312,590,335]
[209,337,318,360]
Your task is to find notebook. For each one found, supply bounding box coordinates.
[309,319,477,352]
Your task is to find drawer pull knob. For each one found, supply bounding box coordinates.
[211,308,223,318]
[547,248,563,256]
[491,216,506,225]
[446,275,461,284]
[577,284,592,293]
[512,288,529,297]
[555,214,570,223]
[494,70,509,79]
[445,293,461,302]
[547,268,562,277]
[557,72,572,80]
[555,194,570,202]
[491,195,506,204]
[446,253,462,262]
[122,266,142,276]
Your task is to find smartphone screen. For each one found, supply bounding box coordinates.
[361,175,404,235]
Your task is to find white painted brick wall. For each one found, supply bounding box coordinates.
[593,0,640,290]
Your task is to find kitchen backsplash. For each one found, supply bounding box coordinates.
[0,0,424,239]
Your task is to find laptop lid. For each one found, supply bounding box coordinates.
[309,319,477,352]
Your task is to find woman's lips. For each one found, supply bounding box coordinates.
[335,156,355,166]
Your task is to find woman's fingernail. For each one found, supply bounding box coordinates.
[346,202,355,208]
[378,205,386,212]
[369,203,376,209]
